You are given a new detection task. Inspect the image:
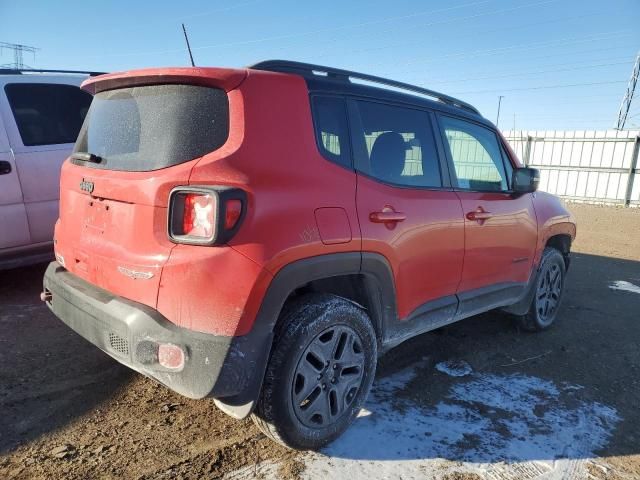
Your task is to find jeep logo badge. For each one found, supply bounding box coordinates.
[80,178,94,194]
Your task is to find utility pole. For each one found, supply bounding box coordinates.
[181,24,196,67]
[496,95,504,127]
[0,42,38,69]
[615,52,639,130]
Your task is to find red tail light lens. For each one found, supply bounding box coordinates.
[181,193,215,238]
[224,199,242,230]
[169,187,246,246]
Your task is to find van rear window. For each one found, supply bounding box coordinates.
[5,83,92,147]
[73,84,229,172]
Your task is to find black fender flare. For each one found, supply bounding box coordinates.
[214,251,397,419]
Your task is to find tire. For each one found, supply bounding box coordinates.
[517,247,567,332]
[251,293,377,450]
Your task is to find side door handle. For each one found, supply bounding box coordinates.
[0,160,11,175]
[370,207,407,224]
[466,207,492,222]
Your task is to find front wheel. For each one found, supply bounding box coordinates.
[252,294,377,450]
[517,247,567,332]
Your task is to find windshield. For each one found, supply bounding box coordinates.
[73,84,229,171]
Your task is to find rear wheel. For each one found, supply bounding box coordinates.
[517,247,566,331]
[252,294,377,450]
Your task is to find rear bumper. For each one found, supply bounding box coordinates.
[43,261,272,400]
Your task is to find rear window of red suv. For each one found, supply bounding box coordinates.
[73,84,229,172]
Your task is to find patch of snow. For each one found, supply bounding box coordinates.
[609,280,640,294]
[228,363,620,480]
[435,359,473,377]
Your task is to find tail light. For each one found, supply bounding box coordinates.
[168,186,246,245]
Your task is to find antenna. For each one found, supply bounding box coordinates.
[0,42,39,69]
[615,52,639,130]
[181,24,196,67]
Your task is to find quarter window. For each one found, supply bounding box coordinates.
[439,116,508,191]
[311,96,351,168]
[4,83,92,147]
[352,101,441,187]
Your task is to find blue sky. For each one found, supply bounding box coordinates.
[1,0,639,130]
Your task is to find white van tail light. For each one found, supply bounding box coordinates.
[168,186,246,245]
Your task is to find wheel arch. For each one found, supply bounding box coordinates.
[214,251,397,419]
[545,233,572,268]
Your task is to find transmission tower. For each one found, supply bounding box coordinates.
[615,52,639,130]
[0,42,38,69]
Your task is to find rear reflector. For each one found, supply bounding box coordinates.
[225,199,242,230]
[158,343,185,370]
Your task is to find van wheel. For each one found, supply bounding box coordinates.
[251,294,377,450]
[517,247,567,332]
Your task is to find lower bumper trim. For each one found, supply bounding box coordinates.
[43,262,271,400]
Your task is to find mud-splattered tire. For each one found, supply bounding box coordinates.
[251,294,377,450]
[517,247,567,332]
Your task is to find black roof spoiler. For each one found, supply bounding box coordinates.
[250,59,480,115]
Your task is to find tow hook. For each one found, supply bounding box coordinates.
[40,289,52,302]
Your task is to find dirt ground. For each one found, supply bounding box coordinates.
[1,202,639,479]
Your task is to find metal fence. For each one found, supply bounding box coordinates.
[503,130,640,207]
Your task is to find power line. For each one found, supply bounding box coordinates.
[451,79,627,95]
[180,0,265,20]
[311,1,588,60]
[506,96,622,106]
[89,0,497,59]
[418,60,631,86]
[187,0,498,50]
[399,30,631,69]
[413,45,638,73]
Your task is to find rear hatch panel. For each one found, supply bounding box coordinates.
[55,162,194,308]
[55,68,244,309]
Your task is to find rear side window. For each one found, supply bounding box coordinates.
[311,96,351,168]
[439,116,508,191]
[4,83,92,147]
[352,100,441,188]
[74,84,229,172]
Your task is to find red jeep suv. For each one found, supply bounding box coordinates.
[43,60,576,450]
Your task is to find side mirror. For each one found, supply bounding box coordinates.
[512,167,540,194]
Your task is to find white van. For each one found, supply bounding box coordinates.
[0,69,96,270]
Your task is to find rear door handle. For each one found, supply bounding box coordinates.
[0,160,11,175]
[466,208,492,222]
[370,209,407,224]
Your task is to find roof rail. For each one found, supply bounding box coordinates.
[0,68,105,76]
[250,60,480,115]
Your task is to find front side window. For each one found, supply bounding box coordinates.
[352,101,441,188]
[439,116,508,191]
[5,83,92,147]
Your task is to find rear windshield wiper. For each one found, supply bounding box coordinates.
[71,152,103,164]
